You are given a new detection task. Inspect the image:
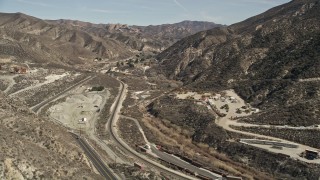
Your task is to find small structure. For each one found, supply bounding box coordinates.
[251,108,260,113]
[208,99,215,106]
[229,96,237,103]
[11,66,18,73]
[201,95,208,102]
[134,162,144,170]
[305,149,319,160]
[20,67,27,74]
[196,101,203,106]
[213,94,221,101]
[138,146,148,152]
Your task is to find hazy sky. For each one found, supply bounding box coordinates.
[0,0,290,25]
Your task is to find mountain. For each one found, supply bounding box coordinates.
[0,12,133,68]
[156,0,320,126]
[0,12,222,68]
[48,19,223,52]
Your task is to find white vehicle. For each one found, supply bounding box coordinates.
[79,117,87,122]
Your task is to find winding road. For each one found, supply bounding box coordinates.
[107,80,200,180]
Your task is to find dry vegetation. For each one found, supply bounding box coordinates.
[136,94,320,179]
[109,163,162,180]
[147,96,227,146]
[0,92,102,179]
[118,117,146,149]
[239,100,320,126]
[0,79,9,91]
[137,112,267,179]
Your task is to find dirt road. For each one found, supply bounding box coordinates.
[215,90,320,164]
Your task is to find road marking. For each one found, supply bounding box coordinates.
[78,138,113,179]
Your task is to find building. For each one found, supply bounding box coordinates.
[10,66,27,74]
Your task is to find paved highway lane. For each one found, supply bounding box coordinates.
[72,134,117,180]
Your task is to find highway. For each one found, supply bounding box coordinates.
[31,73,118,179]
[71,133,117,180]
[107,80,198,180]
[31,73,219,179]
[31,75,94,113]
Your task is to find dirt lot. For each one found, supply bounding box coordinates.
[48,90,107,131]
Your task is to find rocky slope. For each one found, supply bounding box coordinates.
[156,0,320,126]
[0,92,102,179]
[0,12,133,67]
[49,20,222,52]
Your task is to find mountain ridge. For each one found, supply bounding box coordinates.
[0,12,222,68]
[48,18,223,52]
[155,0,320,125]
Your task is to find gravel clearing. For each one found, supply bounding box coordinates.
[49,92,104,130]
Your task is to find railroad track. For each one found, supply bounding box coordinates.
[31,75,94,113]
